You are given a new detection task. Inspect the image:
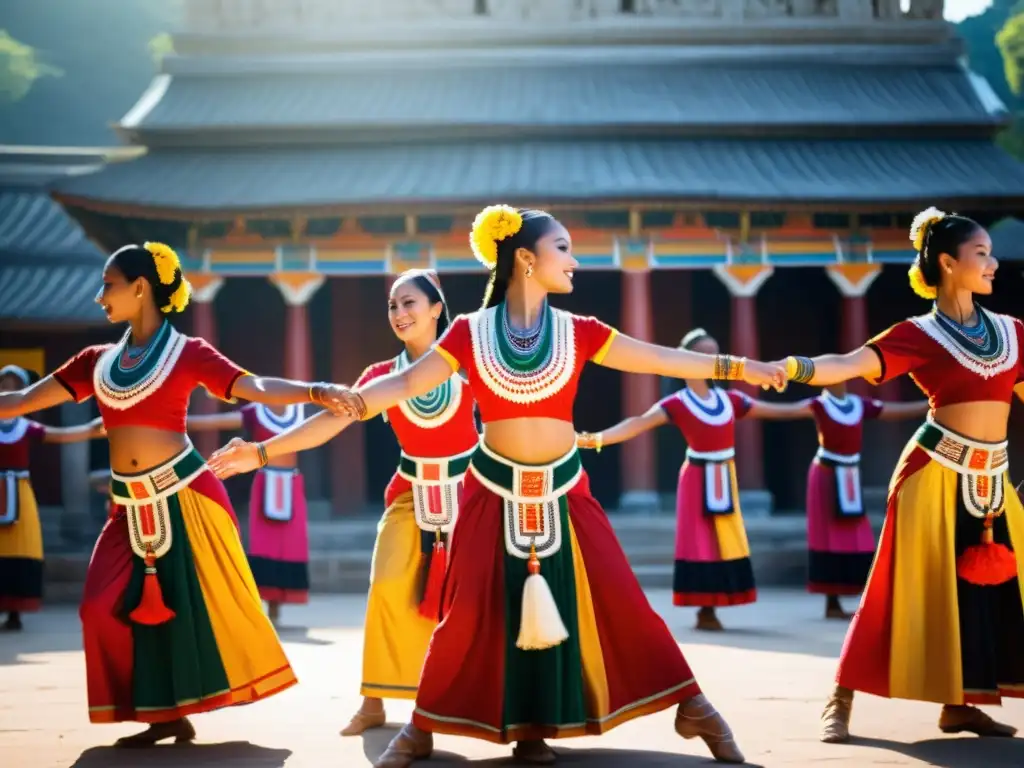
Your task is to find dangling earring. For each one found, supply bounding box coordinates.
[526,265,534,278]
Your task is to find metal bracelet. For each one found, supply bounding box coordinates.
[787,356,816,384]
[351,392,369,421]
[256,442,269,468]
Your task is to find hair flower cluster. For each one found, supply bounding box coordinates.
[909,207,946,253]
[143,241,191,313]
[470,205,523,270]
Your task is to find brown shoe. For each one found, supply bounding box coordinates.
[115,717,196,747]
[373,723,433,768]
[513,739,557,764]
[675,694,745,763]
[939,705,1017,737]
[820,686,854,743]
[696,608,724,632]
[340,708,387,737]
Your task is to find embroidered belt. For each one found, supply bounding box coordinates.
[815,448,861,466]
[261,467,298,523]
[0,469,29,526]
[398,446,476,534]
[914,418,1008,476]
[685,447,736,516]
[815,448,864,517]
[469,443,582,560]
[110,441,206,559]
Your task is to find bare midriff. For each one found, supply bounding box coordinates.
[482,418,578,464]
[107,427,193,474]
[932,401,1011,443]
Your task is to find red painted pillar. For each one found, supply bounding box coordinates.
[270,273,324,383]
[187,274,224,459]
[329,277,369,516]
[713,265,774,491]
[826,265,889,399]
[619,269,659,511]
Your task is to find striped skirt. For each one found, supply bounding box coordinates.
[81,446,297,723]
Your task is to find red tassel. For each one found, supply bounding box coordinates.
[418,535,447,621]
[129,549,176,626]
[956,515,1019,587]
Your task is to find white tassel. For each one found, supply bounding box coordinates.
[516,547,569,651]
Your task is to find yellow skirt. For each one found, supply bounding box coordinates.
[837,444,1024,705]
[0,478,44,611]
[361,491,437,700]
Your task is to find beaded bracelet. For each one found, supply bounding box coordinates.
[785,356,816,384]
[712,354,746,381]
[256,442,269,468]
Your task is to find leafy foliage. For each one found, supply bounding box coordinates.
[148,32,174,67]
[0,29,62,103]
[997,12,1024,95]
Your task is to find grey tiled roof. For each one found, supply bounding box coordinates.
[132,59,1000,133]
[55,138,1024,211]
[0,191,107,324]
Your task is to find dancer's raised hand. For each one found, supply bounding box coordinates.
[207,437,261,479]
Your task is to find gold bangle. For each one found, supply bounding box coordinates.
[256,442,269,468]
[713,354,746,381]
[595,432,603,453]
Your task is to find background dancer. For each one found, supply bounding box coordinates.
[0,242,332,746]
[207,269,479,740]
[0,364,105,630]
[188,402,312,624]
[579,328,805,632]
[296,206,787,767]
[777,209,1024,743]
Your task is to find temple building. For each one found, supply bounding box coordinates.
[16,0,1024,517]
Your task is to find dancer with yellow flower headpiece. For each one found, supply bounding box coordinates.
[0,242,335,746]
[308,206,787,766]
[776,208,1024,743]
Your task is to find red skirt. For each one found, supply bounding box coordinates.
[411,470,699,744]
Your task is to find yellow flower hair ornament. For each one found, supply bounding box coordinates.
[909,206,946,253]
[143,241,192,313]
[907,262,937,300]
[470,205,523,270]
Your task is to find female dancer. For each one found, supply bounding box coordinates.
[208,269,480,738]
[578,328,807,632]
[798,383,926,619]
[217,205,787,766]
[0,242,332,746]
[0,364,105,630]
[187,402,311,623]
[776,209,1024,743]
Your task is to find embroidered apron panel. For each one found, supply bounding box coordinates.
[702,461,734,516]
[412,476,461,534]
[961,473,1006,517]
[0,472,24,526]
[834,464,865,517]
[126,499,174,559]
[262,468,295,522]
[503,497,563,560]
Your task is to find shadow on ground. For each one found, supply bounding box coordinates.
[361,725,763,766]
[854,735,1024,767]
[0,623,83,667]
[70,742,292,767]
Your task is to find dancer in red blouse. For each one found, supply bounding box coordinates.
[778,209,1024,743]
[0,364,105,630]
[208,269,480,740]
[0,242,332,746]
[580,328,813,631]
[188,402,312,623]
[296,206,787,766]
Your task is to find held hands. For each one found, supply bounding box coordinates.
[206,437,262,479]
[741,359,789,392]
[311,384,367,420]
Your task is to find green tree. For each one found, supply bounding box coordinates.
[148,32,174,67]
[0,29,62,103]
[996,12,1024,95]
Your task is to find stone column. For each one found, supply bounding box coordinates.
[329,277,369,516]
[826,265,883,398]
[618,269,659,512]
[186,274,225,458]
[59,400,93,545]
[712,265,773,515]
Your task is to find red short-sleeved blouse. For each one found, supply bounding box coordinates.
[433,307,617,424]
[53,328,248,434]
[0,418,45,471]
[865,309,1022,409]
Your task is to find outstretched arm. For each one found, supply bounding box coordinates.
[41,416,106,444]
[340,351,454,420]
[597,334,786,391]
[0,377,73,420]
[207,410,357,478]
[580,403,669,449]
[878,401,930,421]
[783,348,882,388]
[746,399,814,420]
[186,411,244,432]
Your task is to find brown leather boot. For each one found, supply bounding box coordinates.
[373,723,433,768]
[820,685,854,743]
[115,717,196,747]
[512,739,557,764]
[675,694,745,763]
[939,705,1017,737]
